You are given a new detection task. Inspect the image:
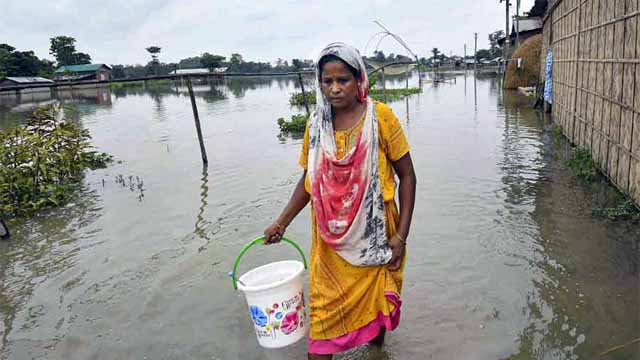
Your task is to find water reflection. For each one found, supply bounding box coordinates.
[0,73,637,359]
[0,186,101,355]
[194,168,211,243]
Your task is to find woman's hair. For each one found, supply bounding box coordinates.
[318,54,360,80]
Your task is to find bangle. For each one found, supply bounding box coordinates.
[393,233,406,245]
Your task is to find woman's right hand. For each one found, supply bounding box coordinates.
[264,221,285,245]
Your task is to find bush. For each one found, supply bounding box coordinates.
[277,114,307,133]
[0,104,112,217]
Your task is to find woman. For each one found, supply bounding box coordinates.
[264,42,416,359]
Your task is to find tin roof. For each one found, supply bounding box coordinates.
[54,64,112,73]
[512,17,543,35]
[170,68,210,75]
[4,77,54,83]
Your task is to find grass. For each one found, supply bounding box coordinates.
[565,147,598,181]
[592,199,640,221]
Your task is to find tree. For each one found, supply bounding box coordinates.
[373,50,385,62]
[73,52,91,64]
[200,53,225,71]
[0,43,54,77]
[146,46,161,75]
[227,53,243,71]
[476,49,492,59]
[178,56,203,69]
[50,36,75,65]
[291,59,305,70]
[431,48,440,61]
[489,30,506,58]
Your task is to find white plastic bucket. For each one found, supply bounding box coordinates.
[231,237,308,349]
[238,260,306,348]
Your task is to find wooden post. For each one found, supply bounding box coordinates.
[516,0,520,48]
[464,44,467,72]
[186,77,209,166]
[474,33,478,73]
[503,0,510,64]
[381,67,387,103]
[406,64,409,90]
[297,72,310,116]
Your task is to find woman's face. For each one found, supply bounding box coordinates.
[320,60,359,110]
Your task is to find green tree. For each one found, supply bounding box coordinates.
[228,53,243,71]
[50,36,91,66]
[146,46,161,75]
[73,52,91,64]
[291,59,305,70]
[476,49,492,59]
[431,48,440,61]
[200,53,225,71]
[0,43,54,77]
[374,50,385,62]
[489,30,506,58]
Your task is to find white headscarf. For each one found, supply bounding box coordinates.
[307,43,391,266]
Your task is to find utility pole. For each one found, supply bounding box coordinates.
[501,0,511,65]
[516,0,520,48]
[474,33,478,73]
[464,44,467,71]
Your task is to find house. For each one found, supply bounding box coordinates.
[498,17,543,55]
[54,64,112,81]
[170,68,210,75]
[0,77,54,88]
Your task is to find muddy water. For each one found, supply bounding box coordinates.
[0,73,637,359]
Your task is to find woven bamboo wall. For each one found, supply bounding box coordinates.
[542,0,640,204]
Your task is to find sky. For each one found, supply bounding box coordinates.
[2,0,535,65]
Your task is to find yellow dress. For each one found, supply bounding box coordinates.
[298,101,410,351]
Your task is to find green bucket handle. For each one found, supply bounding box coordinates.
[230,236,307,290]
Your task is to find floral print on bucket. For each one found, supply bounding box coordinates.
[248,290,306,340]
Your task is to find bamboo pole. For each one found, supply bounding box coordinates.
[186,77,209,167]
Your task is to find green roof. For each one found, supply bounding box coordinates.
[54,64,111,73]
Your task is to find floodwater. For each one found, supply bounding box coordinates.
[0,73,638,360]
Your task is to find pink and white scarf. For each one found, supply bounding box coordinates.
[307,43,391,266]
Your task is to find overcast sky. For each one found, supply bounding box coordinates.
[3,0,535,65]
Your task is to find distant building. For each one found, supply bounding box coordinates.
[54,64,112,81]
[0,76,54,88]
[498,17,543,54]
[171,68,210,75]
[170,67,228,75]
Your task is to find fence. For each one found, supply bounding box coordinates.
[541,0,640,204]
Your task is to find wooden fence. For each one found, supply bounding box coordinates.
[541,0,640,204]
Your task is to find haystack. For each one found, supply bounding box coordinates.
[504,34,542,89]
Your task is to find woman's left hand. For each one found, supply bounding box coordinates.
[388,234,405,271]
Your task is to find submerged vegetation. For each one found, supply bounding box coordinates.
[288,87,422,106]
[565,148,598,181]
[551,125,639,220]
[0,104,112,217]
[277,114,307,133]
[592,199,640,221]
[279,73,420,134]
